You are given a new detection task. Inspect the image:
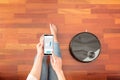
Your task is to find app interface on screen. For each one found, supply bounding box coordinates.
[44,36,53,54]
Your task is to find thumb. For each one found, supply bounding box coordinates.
[51,52,56,64]
[50,55,55,66]
[36,42,41,48]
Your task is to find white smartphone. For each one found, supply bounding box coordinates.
[44,34,54,55]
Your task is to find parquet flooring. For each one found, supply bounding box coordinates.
[0,0,120,80]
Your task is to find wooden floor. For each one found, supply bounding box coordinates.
[0,0,120,80]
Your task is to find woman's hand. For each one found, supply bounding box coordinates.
[51,53,66,80]
[36,35,44,58]
[27,35,45,80]
[50,53,62,73]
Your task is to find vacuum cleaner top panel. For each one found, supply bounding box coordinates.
[69,32,101,63]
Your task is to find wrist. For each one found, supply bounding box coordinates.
[56,69,63,75]
[56,70,65,80]
[36,53,43,59]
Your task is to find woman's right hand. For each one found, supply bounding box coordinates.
[50,53,62,73]
[51,53,66,80]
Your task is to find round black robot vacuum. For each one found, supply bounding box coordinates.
[69,32,101,63]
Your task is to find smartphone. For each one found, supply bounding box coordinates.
[44,34,54,55]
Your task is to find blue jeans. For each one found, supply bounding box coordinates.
[35,42,61,80]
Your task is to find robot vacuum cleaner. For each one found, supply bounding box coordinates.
[69,32,101,63]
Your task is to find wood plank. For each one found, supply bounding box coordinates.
[0,0,120,80]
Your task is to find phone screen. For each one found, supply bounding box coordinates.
[44,35,54,55]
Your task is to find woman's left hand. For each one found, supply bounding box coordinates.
[36,35,44,58]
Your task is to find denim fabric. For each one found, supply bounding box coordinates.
[48,42,61,80]
[34,42,61,80]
